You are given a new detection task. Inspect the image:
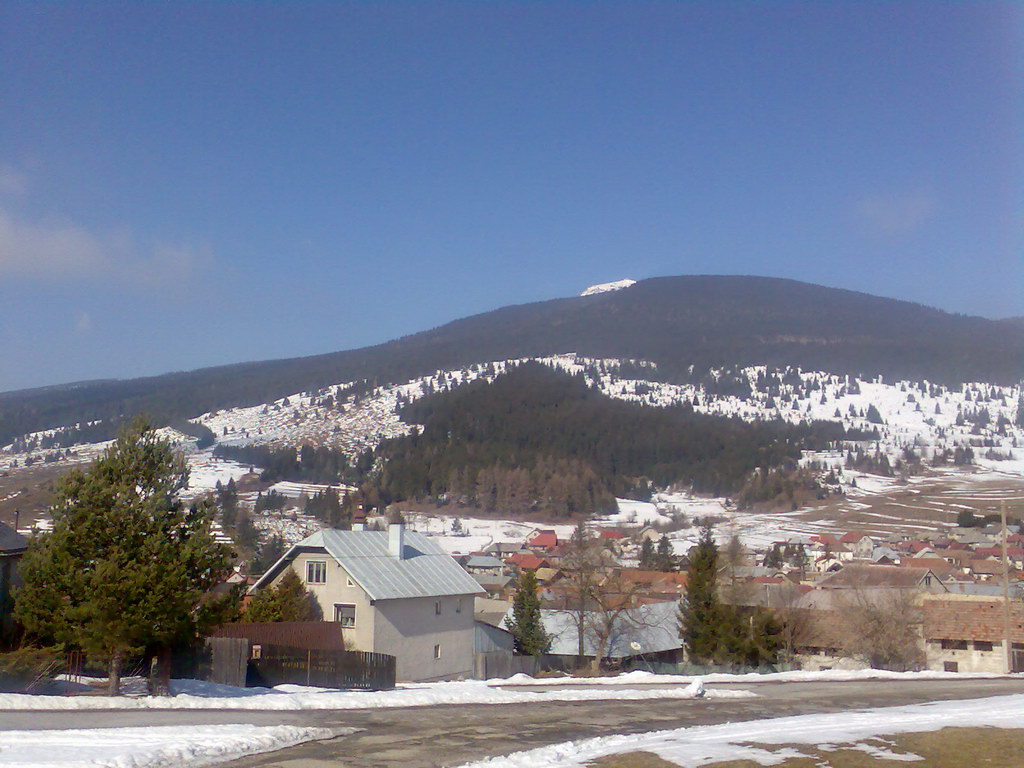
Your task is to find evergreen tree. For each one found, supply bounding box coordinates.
[505,570,550,656]
[15,418,236,695]
[679,526,723,664]
[639,537,656,570]
[251,534,287,575]
[679,526,782,667]
[655,535,676,571]
[243,570,321,623]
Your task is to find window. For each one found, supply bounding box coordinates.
[433,644,441,659]
[334,603,356,628]
[306,560,327,585]
[940,639,968,651]
[346,576,354,587]
[456,598,462,614]
[944,661,959,673]
[974,641,995,652]
[435,600,442,615]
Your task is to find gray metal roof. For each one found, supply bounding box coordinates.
[264,527,484,601]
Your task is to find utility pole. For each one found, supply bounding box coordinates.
[1001,501,1013,674]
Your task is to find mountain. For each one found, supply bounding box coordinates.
[1,275,1021,446]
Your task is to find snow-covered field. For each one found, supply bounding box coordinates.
[0,677,753,712]
[0,724,333,768]
[455,693,1024,768]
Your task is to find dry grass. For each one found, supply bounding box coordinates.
[589,727,1024,768]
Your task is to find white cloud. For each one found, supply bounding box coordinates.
[0,206,209,288]
[854,191,936,238]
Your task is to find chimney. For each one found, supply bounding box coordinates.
[352,504,366,531]
[388,521,405,559]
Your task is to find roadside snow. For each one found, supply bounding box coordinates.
[0,723,333,768]
[492,668,1020,686]
[0,678,754,711]
[455,693,1024,768]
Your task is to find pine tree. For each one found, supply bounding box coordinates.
[639,537,655,569]
[243,570,321,623]
[655,534,676,571]
[15,418,236,695]
[679,525,723,664]
[505,570,550,656]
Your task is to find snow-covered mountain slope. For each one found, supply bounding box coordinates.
[5,355,1022,487]
[580,279,637,296]
[192,354,1022,476]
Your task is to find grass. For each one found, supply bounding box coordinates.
[589,727,1024,768]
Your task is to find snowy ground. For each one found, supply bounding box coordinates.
[495,668,1020,686]
[0,677,753,711]
[0,723,334,768]
[455,692,1024,768]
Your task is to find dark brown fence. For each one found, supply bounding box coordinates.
[214,622,349,650]
[249,644,395,691]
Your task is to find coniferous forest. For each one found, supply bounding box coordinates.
[362,362,867,517]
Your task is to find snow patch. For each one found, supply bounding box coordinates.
[580,279,637,296]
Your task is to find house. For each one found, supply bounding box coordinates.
[508,600,684,668]
[840,533,876,559]
[461,554,506,577]
[922,594,1024,673]
[527,530,559,552]
[817,563,948,593]
[0,522,27,641]
[505,552,552,572]
[251,522,483,681]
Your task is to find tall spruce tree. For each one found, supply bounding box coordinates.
[655,534,676,571]
[505,570,550,656]
[679,525,723,663]
[15,418,236,695]
[639,537,656,569]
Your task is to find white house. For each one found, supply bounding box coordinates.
[252,522,483,681]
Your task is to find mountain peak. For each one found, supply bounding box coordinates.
[580,279,636,297]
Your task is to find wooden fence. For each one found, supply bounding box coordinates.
[249,644,395,691]
[474,651,538,680]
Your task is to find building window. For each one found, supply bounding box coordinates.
[435,600,442,615]
[456,598,462,614]
[944,661,959,673]
[940,639,968,651]
[433,644,441,659]
[306,560,327,585]
[974,640,995,652]
[347,576,354,587]
[334,603,356,628]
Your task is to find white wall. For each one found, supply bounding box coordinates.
[374,594,476,681]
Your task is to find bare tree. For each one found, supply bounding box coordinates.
[837,587,924,670]
[556,524,655,671]
[767,582,816,662]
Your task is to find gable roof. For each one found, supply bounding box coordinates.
[255,528,484,601]
[818,563,945,590]
[0,522,27,554]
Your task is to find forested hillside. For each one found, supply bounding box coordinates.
[3,276,1020,446]
[362,363,871,517]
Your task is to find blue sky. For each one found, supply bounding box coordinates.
[0,2,1020,392]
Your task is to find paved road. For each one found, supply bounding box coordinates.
[4,679,1024,768]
